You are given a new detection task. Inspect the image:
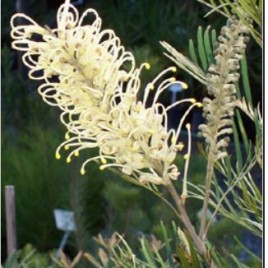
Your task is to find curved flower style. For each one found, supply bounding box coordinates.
[10,0,198,185]
[11,0,136,123]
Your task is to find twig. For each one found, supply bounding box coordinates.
[165,183,204,253]
[199,148,215,240]
[165,181,218,268]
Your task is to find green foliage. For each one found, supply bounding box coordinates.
[2,244,57,268]
[235,55,262,168]
[161,22,218,86]
[85,223,206,268]
[197,0,262,47]
[188,26,217,72]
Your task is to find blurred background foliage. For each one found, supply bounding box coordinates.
[1,0,262,266]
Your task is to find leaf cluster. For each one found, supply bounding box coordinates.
[197,0,262,47]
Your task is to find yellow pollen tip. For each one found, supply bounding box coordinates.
[66,157,71,163]
[170,77,176,82]
[55,153,61,160]
[182,82,188,89]
[65,133,70,140]
[80,168,85,175]
[74,151,79,157]
[64,145,70,150]
[186,123,191,129]
[190,98,196,103]
[171,137,176,144]
[144,63,151,70]
[184,154,189,160]
[99,165,105,170]
[171,66,177,72]
[101,158,107,164]
[197,102,203,108]
[149,83,154,90]
[176,142,184,151]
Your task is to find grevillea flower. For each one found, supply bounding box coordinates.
[10,0,200,185]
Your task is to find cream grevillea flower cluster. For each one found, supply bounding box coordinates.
[11,0,200,185]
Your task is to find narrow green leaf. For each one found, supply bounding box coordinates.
[219,0,232,15]
[230,254,251,268]
[171,221,179,244]
[184,232,201,268]
[4,251,21,267]
[232,122,243,171]
[175,245,190,267]
[204,26,214,65]
[238,0,261,25]
[203,2,229,18]
[160,222,173,266]
[235,110,250,153]
[210,0,217,8]
[188,39,199,66]
[212,173,222,199]
[258,0,263,11]
[253,109,262,137]
[211,29,217,50]
[217,187,237,216]
[141,238,157,267]
[240,54,253,106]
[197,26,208,71]
[206,242,228,267]
[225,156,233,181]
[152,246,169,268]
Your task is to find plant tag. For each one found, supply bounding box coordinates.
[54,209,76,232]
